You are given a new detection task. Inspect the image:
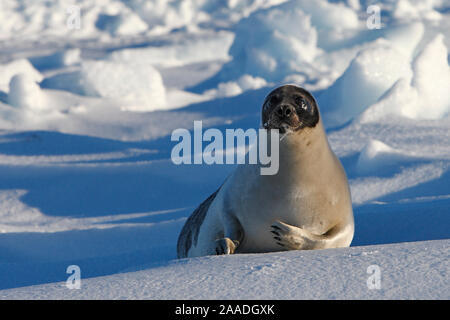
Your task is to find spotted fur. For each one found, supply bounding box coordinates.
[177,189,220,258]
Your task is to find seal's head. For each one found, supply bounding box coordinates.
[262,85,319,134]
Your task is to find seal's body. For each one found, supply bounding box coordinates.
[177,85,354,258]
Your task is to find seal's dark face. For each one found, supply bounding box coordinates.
[262,85,319,134]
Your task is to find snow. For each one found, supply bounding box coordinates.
[1,239,448,299]
[219,2,321,82]
[29,49,81,70]
[320,39,414,126]
[293,0,360,31]
[108,31,235,68]
[0,0,449,299]
[393,0,443,21]
[8,74,47,111]
[46,60,168,111]
[204,75,269,98]
[356,139,419,175]
[95,11,148,37]
[358,34,450,123]
[0,59,43,92]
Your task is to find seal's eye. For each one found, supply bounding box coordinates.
[295,96,309,111]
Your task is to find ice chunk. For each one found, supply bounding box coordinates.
[320,40,413,127]
[356,139,418,175]
[215,0,360,84]
[294,0,359,30]
[359,34,450,122]
[411,34,450,118]
[42,60,167,111]
[224,3,319,81]
[125,0,288,33]
[204,74,268,98]
[80,60,167,111]
[236,74,269,91]
[124,0,206,32]
[383,22,424,58]
[7,74,47,112]
[394,0,442,21]
[0,59,43,92]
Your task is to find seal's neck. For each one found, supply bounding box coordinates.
[273,120,335,180]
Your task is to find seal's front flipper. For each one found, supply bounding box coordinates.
[271,220,352,250]
[214,238,239,255]
[215,206,244,255]
[271,220,309,250]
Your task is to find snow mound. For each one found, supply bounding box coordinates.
[359,34,450,123]
[394,0,443,21]
[123,0,208,32]
[410,34,450,118]
[29,49,81,70]
[109,32,234,68]
[0,0,292,41]
[382,22,425,58]
[356,139,419,175]
[7,74,47,112]
[0,59,43,92]
[214,0,361,83]
[293,0,359,31]
[320,40,413,127]
[95,11,148,36]
[0,0,150,40]
[222,2,320,81]
[204,74,269,98]
[42,60,167,111]
[126,0,288,33]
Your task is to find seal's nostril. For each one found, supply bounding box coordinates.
[275,105,294,118]
[276,106,283,116]
[285,108,291,116]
